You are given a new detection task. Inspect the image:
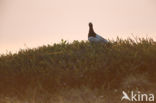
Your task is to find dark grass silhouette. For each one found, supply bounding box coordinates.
[0,38,156,103]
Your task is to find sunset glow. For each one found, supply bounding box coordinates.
[0,0,156,54]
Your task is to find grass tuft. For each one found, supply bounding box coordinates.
[0,38,156,103]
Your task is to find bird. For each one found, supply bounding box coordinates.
[121,91,131,101]
[88,22,108,43]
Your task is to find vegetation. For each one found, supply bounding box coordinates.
[0,38,156,103]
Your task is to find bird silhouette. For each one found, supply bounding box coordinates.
[121,91,131,101]
[88,22,108,43]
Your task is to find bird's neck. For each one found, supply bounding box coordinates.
[88,27,96,37]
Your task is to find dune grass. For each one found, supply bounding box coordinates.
[0,38,156,103]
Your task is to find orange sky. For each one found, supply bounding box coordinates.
[0,0,156,54]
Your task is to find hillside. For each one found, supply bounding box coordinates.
[0,38,156,103]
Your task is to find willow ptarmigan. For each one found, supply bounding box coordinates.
[88,22,108,43]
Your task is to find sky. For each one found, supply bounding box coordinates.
[0,0,156,54]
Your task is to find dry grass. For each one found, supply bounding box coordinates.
[0,38,156,103]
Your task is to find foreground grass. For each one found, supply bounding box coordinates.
[0,38,156,103]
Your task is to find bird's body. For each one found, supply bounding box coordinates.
[88,22,108,43]
[88,34,108,43]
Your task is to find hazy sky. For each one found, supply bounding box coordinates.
[0,0,156,54]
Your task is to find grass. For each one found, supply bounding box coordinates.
[0,38,156,103]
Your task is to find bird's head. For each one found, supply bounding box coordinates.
[89,22,93,27]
